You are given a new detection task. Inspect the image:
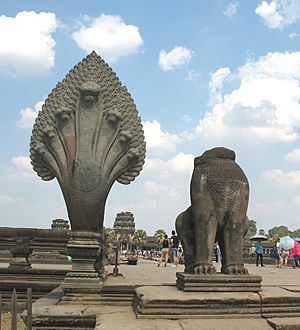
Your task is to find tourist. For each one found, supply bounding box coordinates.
[170,230,179,267]
[281,248,289,267]
[157,234,170,267]
[214,243,221,263]
[289,240,300,268]
[249,244,256,264]
[273,239,282,268]
[256,240,264,267]
[292,255,300,268]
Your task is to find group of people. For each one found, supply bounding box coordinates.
[157,230,180,267]
[273,239,290,268]
[250,238,300,268]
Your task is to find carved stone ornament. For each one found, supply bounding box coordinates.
[30,51,146,232]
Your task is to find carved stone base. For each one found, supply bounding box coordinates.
[134,285,261,319]
[134,285,300,319]
[61,231,105,303]
[60,283,103,305]
[176,272,262,292]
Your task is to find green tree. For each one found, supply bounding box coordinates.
[258,229,266,235]
[268,226,289,242]
[244,217,257,241]
[133,229,147,249]
[289,229,300,238]
[154,229,166,243]
[105,227,117,245]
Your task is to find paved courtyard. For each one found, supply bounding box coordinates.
[3,259,300,329]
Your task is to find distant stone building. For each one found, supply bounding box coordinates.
[113,211,135,250]
[51,219,70,230]
[141,236,158,251]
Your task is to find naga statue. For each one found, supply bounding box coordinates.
[176,147,249,275]
[30,52,146,233]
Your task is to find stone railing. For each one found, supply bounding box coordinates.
[0,227,69,267]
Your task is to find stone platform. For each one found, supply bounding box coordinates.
[176,272,262,292]
[134,285,300,319]
[0,265,67,310]
[22,260,300,329]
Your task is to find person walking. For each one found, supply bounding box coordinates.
[170,230,179,267]
[249,244,256,264]
[256,240,264,267]
[157,234,170,267]
[281,248,289,266]
[214,243,221,263]
[275,239,283,268]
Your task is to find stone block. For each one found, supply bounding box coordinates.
[134,285,261,318]
[176,272,262,292]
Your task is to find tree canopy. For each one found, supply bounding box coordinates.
[105,227,117,244]
[268,226,289,242]
[133,229,147,247]
[244,217,257,241]
[154,229,166,243]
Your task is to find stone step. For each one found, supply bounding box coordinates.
[134,285,300,319]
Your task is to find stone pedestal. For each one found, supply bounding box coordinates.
[8,237,32,270]
[176,272,262,292]
[61,232,104,304]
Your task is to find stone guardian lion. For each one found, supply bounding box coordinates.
[176,147,249,275]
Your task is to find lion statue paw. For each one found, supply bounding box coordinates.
[223,265,248,275]
[194,264,216,275]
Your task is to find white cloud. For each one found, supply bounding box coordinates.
[145,152,194,177]
[158,46,192,72]
[0,194,25,204]
[144,180,162,194]
[223,2,239,17]
[294,195,300,206]
[184,70,201,82]
[72,14,143,63]
[142,120,180,153]
[0,11,57,77]
[144,180,181,201]
[17,100,44,128]
[255,0,300,30]
[196,51,300,145]
[12,156,34,177]
[181,114,192,123]
[209,67,231,104]
[252,201,281,215]
[289,32,300,39]
[0,156,36,183]
[260,169,300,187]
[285,148,300,162]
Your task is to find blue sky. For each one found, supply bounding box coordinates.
[1,0,300,235]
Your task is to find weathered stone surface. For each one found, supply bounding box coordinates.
[260,287,300,318]
[134,285,261,318]
[0,227,69,263]
[61,231,104,300]
[267,317,300,330]
[180,318,273,330]
[30,51,146,233]
[0,268,66,311]
[176,272,262,292]
[176,147,249,275]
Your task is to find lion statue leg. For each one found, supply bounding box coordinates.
[191,203,217,274]
[220,200,249,275]
[175,207,195,273]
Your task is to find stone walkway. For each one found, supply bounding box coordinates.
[9,259,300,329]
[101,260,300,329]
[105,258,300,287]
